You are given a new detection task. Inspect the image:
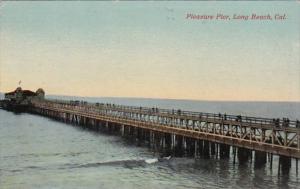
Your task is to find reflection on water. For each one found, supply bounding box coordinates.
[0,100,300,189]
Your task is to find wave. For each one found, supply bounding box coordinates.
[145,158,158,164]
[74,159,147,169]
[68,157,171,169]
[5,157,172,173]
[144,156,171,164]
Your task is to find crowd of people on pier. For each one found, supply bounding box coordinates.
[65,100,300,129]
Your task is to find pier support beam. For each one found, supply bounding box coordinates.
[219,144,230,159]
[237,148,251,165]
[279,156,291,176]
[175,135,184,157]
[254,151,267,168]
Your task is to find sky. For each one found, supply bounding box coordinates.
[0,1,299,101]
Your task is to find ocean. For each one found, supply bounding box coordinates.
[0,96,299,189]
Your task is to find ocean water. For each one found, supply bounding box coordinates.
[0,97,300,189]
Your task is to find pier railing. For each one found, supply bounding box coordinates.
[31,99,300,158]
[43,99,299,128]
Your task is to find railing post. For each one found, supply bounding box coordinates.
[271,129,275,147]
[298,131,300,150]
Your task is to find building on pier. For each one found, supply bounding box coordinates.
[1,87,45,111]
[4,87,45,104]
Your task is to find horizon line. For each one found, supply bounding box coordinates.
[0,91,299,103]
[46,93,300,103]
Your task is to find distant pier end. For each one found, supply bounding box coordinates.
[0,87,45,111]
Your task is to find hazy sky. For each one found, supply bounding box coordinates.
[0,1,299,101]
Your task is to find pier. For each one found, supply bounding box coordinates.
[27,99,300,158]
[1,91,300,174]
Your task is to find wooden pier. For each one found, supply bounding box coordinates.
[28,99,300,157]
[1,97,300,173]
